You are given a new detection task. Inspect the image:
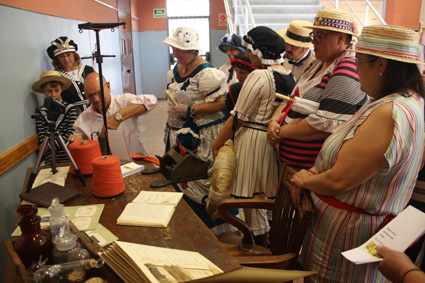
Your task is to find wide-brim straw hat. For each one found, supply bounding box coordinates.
[32,70,71,93]
[352,25,424,65]
[162,27,203,51]
[277,20,313,48]
[305,8,355,35]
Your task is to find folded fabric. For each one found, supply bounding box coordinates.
[130,153,160,166]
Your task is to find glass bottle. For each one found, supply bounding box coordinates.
[48,197,70,240]
[32,258,104,283]
[14,205,53,268]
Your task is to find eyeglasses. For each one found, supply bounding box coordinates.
[354,56,378,64]
[309,31,333,44]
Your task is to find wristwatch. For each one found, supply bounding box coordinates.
[114,113,123,122]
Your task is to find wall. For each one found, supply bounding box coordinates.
[385,0,422,28]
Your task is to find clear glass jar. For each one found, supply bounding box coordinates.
[52,232,79,264]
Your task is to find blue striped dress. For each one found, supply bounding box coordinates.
[300,93,424,282]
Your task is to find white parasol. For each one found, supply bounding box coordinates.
[275,92,320,115]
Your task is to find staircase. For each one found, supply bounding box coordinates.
[229,0,324,35]
[226,0,386,36]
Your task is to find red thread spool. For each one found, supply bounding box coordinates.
[69,140,102,175]
[92,155,125,197]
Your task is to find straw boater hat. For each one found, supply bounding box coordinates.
[218,33,246,53]
[305,8,355,35]
[47,36,78,59]
[32,70,72,93]
[162,27,203,51]
[243,26,286,65]
[277,20,313,48]
[353,25,424,65]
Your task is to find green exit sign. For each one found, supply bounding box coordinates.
[153,9,165,18]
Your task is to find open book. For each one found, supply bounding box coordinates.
[117,191,183,228]
[101,241,223,283]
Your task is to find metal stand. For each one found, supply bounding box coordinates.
[27,105,86,192]
[78,22,126,155]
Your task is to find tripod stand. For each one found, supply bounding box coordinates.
[26,99,86,192]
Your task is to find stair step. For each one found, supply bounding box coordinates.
[239,14,318,24]
[244,5,323,14]
[249,0,321,5]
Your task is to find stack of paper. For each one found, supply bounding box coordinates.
[117,191,183,228]
[121,162,145,178]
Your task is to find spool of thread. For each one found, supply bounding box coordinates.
[69,140,102,175]
[92,156,125,197]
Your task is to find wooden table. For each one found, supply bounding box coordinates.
[4,161,240,282]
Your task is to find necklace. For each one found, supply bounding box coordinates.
[182,55,197,74]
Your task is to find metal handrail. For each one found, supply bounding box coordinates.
[329,0,386,26]
[364,0,386,24]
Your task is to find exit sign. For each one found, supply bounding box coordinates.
[153,9,165,18]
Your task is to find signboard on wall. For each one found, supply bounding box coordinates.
[218,13,227,26]
[154,9,165,18]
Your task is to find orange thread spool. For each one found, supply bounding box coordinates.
[69,140,102,175]
[92,156,125,197]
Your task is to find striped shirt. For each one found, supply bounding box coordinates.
[280,52,367,169]
[301,93,425,282]
[35,102,78,164]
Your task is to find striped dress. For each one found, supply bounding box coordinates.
[35,102,78,165]
[300,93,425,282]
[231,67,295,235]
[280,50,367,169]
[232,67,295,199]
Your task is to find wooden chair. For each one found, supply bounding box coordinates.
[218,165,315,269]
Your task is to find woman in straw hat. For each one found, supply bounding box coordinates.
[213,26,295,247]
[290,25,425,282]
[162,27,238,235]
[47,36,94,112]
[267,8,367,171]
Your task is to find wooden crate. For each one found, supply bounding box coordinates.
[4,239,33,283]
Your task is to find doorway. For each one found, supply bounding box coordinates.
[166,0,211,69]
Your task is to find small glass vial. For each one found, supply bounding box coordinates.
[14,205,53,268]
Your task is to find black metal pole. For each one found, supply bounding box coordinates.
[94,29,112,155]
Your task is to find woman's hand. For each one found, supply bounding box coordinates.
[212,140,222,159]
[290,169,315,204]
[376,245,424,283]
[173,104,188,116]
[267,120,281,147]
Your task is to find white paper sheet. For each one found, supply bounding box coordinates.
[342,205,425,264]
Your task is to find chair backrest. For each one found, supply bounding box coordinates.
[269,165,315,255]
